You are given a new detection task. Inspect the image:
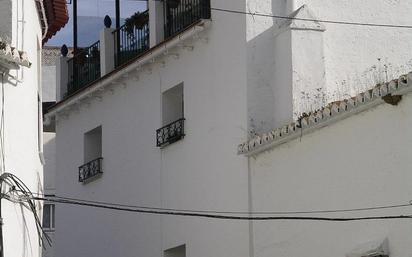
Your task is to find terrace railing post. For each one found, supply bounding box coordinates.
[100,27,116,76]
[149,0,165,47]
[56,54,69,101]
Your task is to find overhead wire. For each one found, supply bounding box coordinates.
[27,192,412,215]
[31,196,412,222]
[0,173,51,248]
[209,7,412,29]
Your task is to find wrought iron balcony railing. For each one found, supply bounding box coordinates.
[164,0,211,39]
[113,10,150,68]
[156,118,185,147]
[67,41,101,97]
[79,157,103,183]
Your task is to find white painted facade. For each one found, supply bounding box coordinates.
[246,0,412,134]
[42,48,58,257]
[0,1,44,257]
[53,1,249,257]
[50,1,412,257]
[248,87,412,257]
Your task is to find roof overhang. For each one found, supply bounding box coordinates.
[36,0,69,45]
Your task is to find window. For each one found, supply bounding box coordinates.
[42,102,56,132]
[42,203,55,231]
[162,83,184,126]
[79,126,103,182]
[84,126,102,163]
[156,83,185,147]
[164,245,186,257]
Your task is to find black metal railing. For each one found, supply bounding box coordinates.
[156,118,185,147]
[67,41,101,97]
[78,157,103,182]
[113,11,150,68]
[164,0,211,39]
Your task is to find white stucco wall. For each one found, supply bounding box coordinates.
[0,0,12,40]
[43,132,56,194]
[42,66,57,103]
[53,1,412,257]
[246,0,412,133]
[54,1,250,257]
[250,92,412,257]
[1,1,43,257]
[42,133,55,257]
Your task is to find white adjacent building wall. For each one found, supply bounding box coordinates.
[54,1,250,257]
[42,46,63,257]
[0,1,44,257]
[246,0,412,134]
[249,91,412,257]
[50,1,412,257]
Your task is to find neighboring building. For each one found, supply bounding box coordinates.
[239,77,412,257]
[41,45,72,257]
[45,1,412,257]
[0,1,67,257]
[41,46,60,257]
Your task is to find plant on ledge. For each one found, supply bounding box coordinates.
[124,11,149,35]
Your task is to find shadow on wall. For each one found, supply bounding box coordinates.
[247,25,277,137]
[246,0,290,136]
[247,0,412,136]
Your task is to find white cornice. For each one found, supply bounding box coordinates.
[238,72,412,156]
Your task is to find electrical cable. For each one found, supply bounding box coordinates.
[27,192,412,215]
[208,7,412,29]
[0,173,52,248]
[32,196,412,222]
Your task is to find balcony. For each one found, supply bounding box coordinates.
[60,0,211,100]
[164,0,211,39]
[78,157,103,183]
[156,118,185,147]
[113,10,150,68]
[67,41,101,96]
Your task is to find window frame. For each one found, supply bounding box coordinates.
[42,202,55,231]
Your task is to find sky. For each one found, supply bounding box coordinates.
[46,0,148,47]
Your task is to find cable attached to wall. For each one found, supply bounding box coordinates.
[0,173,51,255]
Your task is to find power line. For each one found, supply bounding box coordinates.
[32,196,412,222]
[0,173,51,250]
[210,7,412,29]
[30,193,412,215]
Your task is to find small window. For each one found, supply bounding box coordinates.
[157,83,185,147]
[84,126,102,163]
[42,203,55,231]
[42,102,56,132]
[162,83,184,126]
[164,245,186,257]
[80,126,103,182]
